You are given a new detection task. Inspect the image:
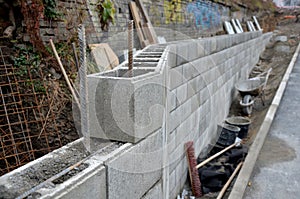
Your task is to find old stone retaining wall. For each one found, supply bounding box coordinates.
[25,0,255,57]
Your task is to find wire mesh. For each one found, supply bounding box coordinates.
[0,45,68,176]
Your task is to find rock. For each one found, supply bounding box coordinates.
[275,45,290,53]
[260,51,273,61]
[3,26,14,38]
[275,36,288,42]
[49,67,62,79]
[288,39,297,46]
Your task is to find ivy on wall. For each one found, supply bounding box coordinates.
[43,0,60,19]
[97,0,116,31]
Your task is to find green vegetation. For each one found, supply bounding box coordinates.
[43,0,61,19]
[13,45,46,93]
[97,0,116,31]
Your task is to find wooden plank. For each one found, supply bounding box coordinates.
[129,2,149,48]
[135,0,158,44]
[142,23,154,44]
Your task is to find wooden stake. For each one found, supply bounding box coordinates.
[217,162,243,199]
[196,143,238,169]
[49,39,81,110]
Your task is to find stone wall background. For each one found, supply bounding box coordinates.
[23,0,255,57]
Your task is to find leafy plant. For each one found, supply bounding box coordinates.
[43,0,60,19]
[97,0,116,31]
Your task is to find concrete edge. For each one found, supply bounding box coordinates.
[228,41,300,199]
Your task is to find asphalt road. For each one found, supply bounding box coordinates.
[244,53,300,198]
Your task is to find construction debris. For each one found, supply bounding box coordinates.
[88,43,119,71]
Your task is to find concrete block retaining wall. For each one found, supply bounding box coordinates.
[165,31,272,199]
[0,31,272,199]
[91,31,272,199]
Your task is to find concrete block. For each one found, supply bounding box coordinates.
[183,62,199,82]
[180,98,192,122]
[198,85,210,105]
[141,181,163,199]
[168,130,176,156]
[217,62,226,74]
[193,56,216,74]
[216,35,227,52]
[187,75,205,97]
[169,65,183,90]
[210,51,223,66]
[88,68,164,143]
[167,45,177,68]
[169,169,176,194]
[168,107,182,133]
[203,68,218,85]
[187,41,199,61]
[175,121,191,147]
[106,129,163,199]
[210,37,217,53]
[176,43,189,65]
[168,89,177,112]
[175,83,188,105]
[197,39,206,58]
[175,158,185,185]
[42,166,107,199]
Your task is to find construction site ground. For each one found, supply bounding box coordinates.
[244,47,300,198]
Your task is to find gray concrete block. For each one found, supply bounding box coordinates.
[194,56,216,75]
[168,89,177,112]
[175,119,191,147]
[203,68,218,85]
[169,169,176,194]
[210,37,217,53]
[167,45,177,68]
[168,107,182,133]
[176,43,189,65]
[183,62,199,82]
[191,93,200,112]
[210,51,227,66]
[169,65,183,90]
[187,41,199,61]
[175,158,185,186]
[197,39,206,58]
[141,181,163,199]
[187,75,205,97]
[180,98,192,122]
[216,35,227,52]
[42,166,107,199]
[175,83,188,105]
[88,69,164,143]
[106,129,163,199]
[168,130,176,156]
[198,86,210,105]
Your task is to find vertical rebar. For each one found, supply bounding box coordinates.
[128,20,134,77]
[78,24,90,152]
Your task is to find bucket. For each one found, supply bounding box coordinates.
[225,116,251,139]
[216,124,240,146]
